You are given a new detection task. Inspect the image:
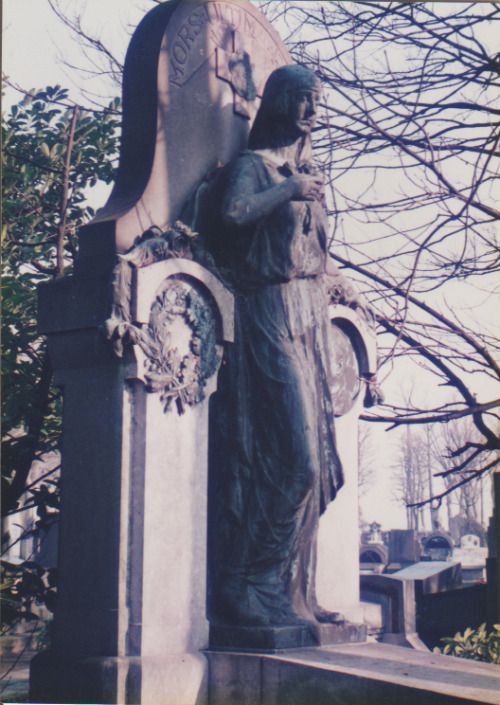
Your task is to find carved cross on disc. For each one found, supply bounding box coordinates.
[216,30,267,119]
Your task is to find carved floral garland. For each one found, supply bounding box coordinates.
[103,222,220,413]
[137,280,221,414]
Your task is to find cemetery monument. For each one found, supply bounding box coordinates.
[31,1,379,702]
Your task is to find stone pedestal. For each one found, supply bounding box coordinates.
[316,305,378,624]
[209,622,366,652]
[31,259,234,705]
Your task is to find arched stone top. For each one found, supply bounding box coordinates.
[328,304,378,416]
[421,532,453,561]
[422,534,453,550]
[328,304,377,374]
[360,545,388,564]
[92,0,291,254]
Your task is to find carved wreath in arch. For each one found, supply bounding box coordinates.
[139,279,221,413]
[103,221,220,413]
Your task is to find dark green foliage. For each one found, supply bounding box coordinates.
[1,561,57,631]
[2,87,120,513]
[1,86,121,629]
[434,624,500,664]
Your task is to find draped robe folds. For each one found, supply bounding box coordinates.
[208,151,344,628]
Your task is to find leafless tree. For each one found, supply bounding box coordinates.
[434,416,496,528]
[358,422,376,498]
[261,1,500,503]
[392,424,433,531]
[44,0,161,107]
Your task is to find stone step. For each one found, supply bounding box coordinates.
[208,641,500,705]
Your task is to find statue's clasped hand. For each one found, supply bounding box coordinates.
[289,173,324,201]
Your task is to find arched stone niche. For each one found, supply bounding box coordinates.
[329,310,375,417]
[132,259,234,406]
[360,547,388,564]
[422,533,453,561]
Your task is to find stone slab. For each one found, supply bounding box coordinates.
[209,621,366,652]
[453,546,488,569]
[207,642,500,705]
[360,572,417,635]
[393,561,462,594]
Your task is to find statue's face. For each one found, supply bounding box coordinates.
[287,86,320,135]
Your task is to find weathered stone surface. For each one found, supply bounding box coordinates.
[89,0,291,258]
[30,652,207,705]
[34,258,231,705]
[209,621,367,652]
[393,561,462,595]
[207,643,500,705]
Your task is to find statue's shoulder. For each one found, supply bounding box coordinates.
[226,149,262,169]
[195,151,260,195]
[225,150,270,185]
[185,151,266,234]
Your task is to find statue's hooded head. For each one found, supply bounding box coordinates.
[248,65,321,161]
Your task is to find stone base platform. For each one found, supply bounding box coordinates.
[30,650,208,705]
[207,641,500,705]
[209,621,366,652]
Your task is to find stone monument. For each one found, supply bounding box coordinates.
[31,1,377,703]
[195,63,374,651]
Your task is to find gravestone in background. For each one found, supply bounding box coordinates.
[31,1,376,703]
[386,529,421,572]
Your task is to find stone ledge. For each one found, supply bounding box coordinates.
[208,641,500,705]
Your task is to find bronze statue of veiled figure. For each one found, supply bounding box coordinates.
[206,65,345,632]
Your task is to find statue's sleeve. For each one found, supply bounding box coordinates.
[221,153,265,223]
